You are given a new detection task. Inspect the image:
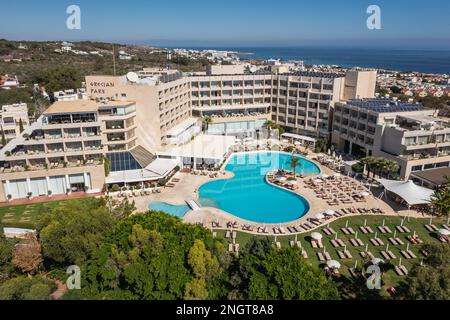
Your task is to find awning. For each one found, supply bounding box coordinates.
[378,179,434,206]
[105,158,179,184]
[281,133,316,143]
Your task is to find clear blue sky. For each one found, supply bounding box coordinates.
[1,0,449,48]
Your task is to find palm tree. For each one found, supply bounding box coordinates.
[202,116,213,132]
[361,156,376,178]
[288,156,302,177]
[430,176,450,217]
[384,160,400,179]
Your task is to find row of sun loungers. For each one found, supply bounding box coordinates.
[225,230,237,239]
[425,224,438,232]
[337,250,352,260]
[370,238,384,246]
[407,235,423,244]
[381,250,397,260]
[401,250,417,259]
[359,226,374,234]
[395,265,408,276]
[349,238,364,247]
[396,225,411,233]
[228,243,240,253]
[388,237,405,246]
[378,226,392,234]
[331,239,346,248]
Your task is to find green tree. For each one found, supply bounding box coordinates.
[184,278,208,300]
[431,176,450,217]
[202,116,213,132]
[397,243,450,300]
[103,156,111,176]
[0,275,55,300]
[1,126,6,146]
[36,198,120,265]
[188,239,220,280]
[229,238,339,300]
[18,118,24,133]
[0,234,14,278]
[75,212,223,300]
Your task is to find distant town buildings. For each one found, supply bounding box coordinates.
[0,75,19,88]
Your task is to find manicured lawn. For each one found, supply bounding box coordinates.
[215,214,449,296]
[0,198,90,229]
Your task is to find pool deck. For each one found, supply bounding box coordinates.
[132,152,427,236]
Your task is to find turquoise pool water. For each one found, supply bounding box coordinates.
[198,151,320,223]
[148,201,190,218]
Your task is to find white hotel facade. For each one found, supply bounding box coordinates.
[0,67,380,201]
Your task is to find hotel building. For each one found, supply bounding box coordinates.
[0,103,29,146]
[332,99,450,179]
[0,68,378,201]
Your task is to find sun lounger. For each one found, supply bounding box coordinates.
[344,250,352,259]
[324,252,332,260]
[370,238,384,246]
[381,251,391,260]
[347,227,355,235]
[302,250,308,259]
[425,224,438,232]
[331,239,340,247]
[225,231,231,238]
[401,250,413,259]
[389,238,398,245]
[228,243,234,252]
[360,226,369,234]
[395,266,405,276]
[311,241,318,249]
[317,252,325,261]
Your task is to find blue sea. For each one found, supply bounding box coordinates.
[171,46,450,75]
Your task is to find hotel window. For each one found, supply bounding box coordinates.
[312,83,321,90]
[418,136,429,145]
[411,165,422,172]
[435,134,444,142]
[404,137,416,146]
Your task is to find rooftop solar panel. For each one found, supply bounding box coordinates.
[345,99,425,113]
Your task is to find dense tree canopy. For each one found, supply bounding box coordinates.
[227,238,339,300]
[397,243,450,300]
[73,212,224,300]
[0,275,55,300]
[36,198,134,266]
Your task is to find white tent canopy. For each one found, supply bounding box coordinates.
[378,179,434,206]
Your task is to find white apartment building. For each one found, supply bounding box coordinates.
[332,99,450,179]
[53,88,87,101]
[0,103,29,145]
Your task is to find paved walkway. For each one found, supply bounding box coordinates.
[0,192,103,207]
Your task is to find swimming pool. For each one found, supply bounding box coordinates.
[148,201,190,218]
[198,151,320,223]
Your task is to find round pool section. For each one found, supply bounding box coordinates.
[198,151,320,223]
[149,201,190,218]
